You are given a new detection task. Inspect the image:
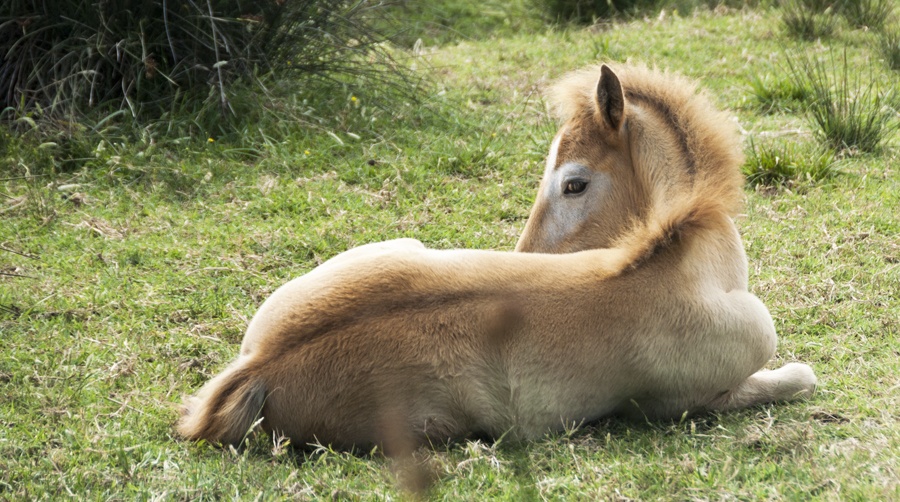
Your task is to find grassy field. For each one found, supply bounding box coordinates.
[2,2,899,500]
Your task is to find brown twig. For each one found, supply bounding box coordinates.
[0,244,38,259]
[0,271,37,279]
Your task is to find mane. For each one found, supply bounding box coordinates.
[547,63,746,267]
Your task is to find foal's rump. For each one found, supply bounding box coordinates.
[177,233,802,447]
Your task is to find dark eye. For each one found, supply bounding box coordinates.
[564,180,588,195]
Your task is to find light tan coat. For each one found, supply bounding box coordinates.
[177,64,816,450]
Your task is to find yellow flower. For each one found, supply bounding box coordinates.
[304,149,311,155]
[350,96,358,103]
[207,137,215,143]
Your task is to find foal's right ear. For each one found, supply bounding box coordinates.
[595,64,625,131]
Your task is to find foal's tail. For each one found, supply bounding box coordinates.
[176,359,267,446]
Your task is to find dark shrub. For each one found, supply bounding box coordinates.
[0,0,412,137]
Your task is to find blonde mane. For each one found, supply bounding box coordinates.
[547,63,746,268]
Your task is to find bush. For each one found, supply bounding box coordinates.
[534,0,772,21]
[535,0,657,22]
[0,0,414,141]
[877,28,900,71]
[838,0,895,31]
[781,0,838,40]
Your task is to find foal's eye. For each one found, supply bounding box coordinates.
[564,180,588,195]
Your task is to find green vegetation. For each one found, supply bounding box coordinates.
[2,1,899,499]
[536,0,655,22]
[0,0,415,143]
[838,0,896,31]
[743,137,838,186]
[781,0,839,40]
[786,49,898,153]
[534,0,773,23]
[748,72,812,113]
[878,27,900,71]
[382,1,544,46]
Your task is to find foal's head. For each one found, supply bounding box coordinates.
[516,64,744,254]
[516,65,645,254]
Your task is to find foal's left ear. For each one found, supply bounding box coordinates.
[596,64,625,131]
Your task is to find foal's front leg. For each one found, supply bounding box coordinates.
[706,362,817,412]
[701,290,817,413]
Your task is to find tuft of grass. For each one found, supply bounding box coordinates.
[534,0,633,22]
[530,0,689,23]
[748,73,813,113]
[789,0,838,10]
[781,0,838,40]
[838,0,895,31]
[743,137,839,187]
[532,0,774,23]
[785,49,899,153]
[877,28,900,71]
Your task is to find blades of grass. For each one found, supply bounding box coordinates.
[781,0,837,41]
[744,136,839,187]
[783,48,898,153]
[877,28,900,71]
[839,0,896,31]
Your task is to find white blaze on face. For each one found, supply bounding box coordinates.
[542,128,565,197]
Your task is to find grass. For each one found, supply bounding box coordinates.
[781,0,838,41]
[748,72,813,113]
[839,0,896,31]
[878,27,900,70]
[743,137,838,186]
[532,0,774,23]
[381,0,544,46]
[0,0,419,144]
[785,49,899,153]
[2,4,900,500]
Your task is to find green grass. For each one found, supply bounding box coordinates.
[781,0,839,40]
[839,0,896,31]
[785,49,899,153]
[743,137,838,187]
[878,27,900,71]
[2,4,900,500]
[381,0,544,46]
[748,72,813,113]
[1,0,420,145]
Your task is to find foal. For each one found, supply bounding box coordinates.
[177,64,816,449]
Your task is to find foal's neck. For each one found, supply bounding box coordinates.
[681,212,749,292]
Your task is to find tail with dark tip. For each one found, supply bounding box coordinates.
[176,359,266,446]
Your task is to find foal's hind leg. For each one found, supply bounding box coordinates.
[706,363,817,412]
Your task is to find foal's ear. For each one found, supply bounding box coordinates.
[596,64,625,131]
